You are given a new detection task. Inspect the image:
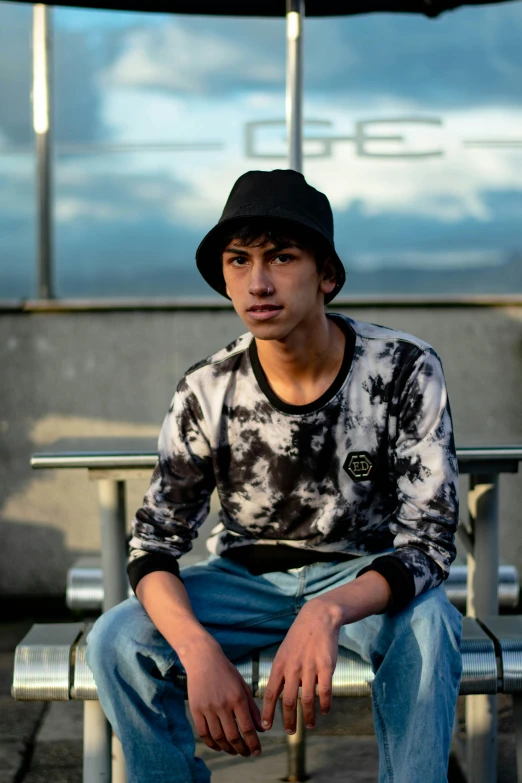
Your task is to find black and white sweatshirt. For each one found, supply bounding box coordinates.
[128,314,459,609]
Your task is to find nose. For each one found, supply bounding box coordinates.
[248,262,274,297]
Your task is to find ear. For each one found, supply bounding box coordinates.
[319,257,337,296]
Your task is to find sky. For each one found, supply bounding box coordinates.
[0,0,521,298]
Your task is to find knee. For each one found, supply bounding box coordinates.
[86,598,143,676]
[393,584,462,655]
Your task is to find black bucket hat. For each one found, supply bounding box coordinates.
[195,169,346,305]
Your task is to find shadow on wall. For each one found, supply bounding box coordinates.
[0,310,244,596]
[1,519,98,596]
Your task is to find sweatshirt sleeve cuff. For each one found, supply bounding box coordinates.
[356,554,416,611]
[127,553,183,594]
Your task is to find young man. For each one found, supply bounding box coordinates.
[87,169,462,783]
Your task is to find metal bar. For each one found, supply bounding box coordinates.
[30,447,522,472]
[97,479,128,782]
[112,735,127,783]
[469,474,500,616]
[285,699,308,782]
[286,0,304,172]
[83,700,111,783]
[466,474,500,783]
[32,4,54,300]
[97,480,128,611]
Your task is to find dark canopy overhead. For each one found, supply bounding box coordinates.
[9,0,520,19]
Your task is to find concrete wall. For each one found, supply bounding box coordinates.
[1,305,522,595]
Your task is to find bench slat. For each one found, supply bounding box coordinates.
[65,560,520,612]
[12,623,85,701]
[479,615,522,694]
[13,619,502,701]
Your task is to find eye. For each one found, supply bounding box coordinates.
[229,256,249,266]
[272,254,294,264]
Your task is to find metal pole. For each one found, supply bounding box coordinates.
[285,699,308,782]
[32,4,54,299]
[97,479,128,612]
[286,0,304,172]
[83,701,112,783]
[112,735,127,783]
[97,478,129,783]
[466,474,500,783]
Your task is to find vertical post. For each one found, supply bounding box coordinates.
[97,479,128,612]
[83,701,112,783]
[286,0,304,173]
[285,699,308,782]
[466,474,500,783]
[97,478,129,783]
[112,735,127,783]
[32,4,54,299]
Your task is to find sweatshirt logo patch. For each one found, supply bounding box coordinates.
[344,452,374,482]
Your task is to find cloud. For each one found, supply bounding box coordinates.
[101,17,285,95]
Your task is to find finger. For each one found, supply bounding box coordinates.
[218,711,250,757]
[261,667,284,729]
[317,670,333,716]
[206,714,238,755]
[300,672,317,729]
[234,698,262,756]
[192,712,221,752]
[241,680,265,732]
[281,678,301,735]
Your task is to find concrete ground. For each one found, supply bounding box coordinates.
[1,618,518,783]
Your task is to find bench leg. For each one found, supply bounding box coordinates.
[465,693,497,783]
[83,700,111,782]
[112,734,127,783]
[466,474,499,783]
[285,699,308,782]
[512,695,522,783]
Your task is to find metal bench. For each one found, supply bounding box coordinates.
[12,616,522,783]
[65,557,520,613]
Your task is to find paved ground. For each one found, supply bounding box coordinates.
[1,618,518,782]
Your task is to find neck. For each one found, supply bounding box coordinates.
[255,312,345,387]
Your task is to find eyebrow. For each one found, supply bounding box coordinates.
[222,243,300,256]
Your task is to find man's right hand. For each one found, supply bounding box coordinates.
[184,639,265,757]
[136,570,264,757]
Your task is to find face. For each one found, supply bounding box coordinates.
[221,236,336,340]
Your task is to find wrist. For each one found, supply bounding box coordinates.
[173,629,220,667]
[302,596,344,630]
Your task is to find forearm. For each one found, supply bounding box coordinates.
[136,570,218,665]
[310,570,392,628]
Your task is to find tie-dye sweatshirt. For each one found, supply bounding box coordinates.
[128,313,458,609]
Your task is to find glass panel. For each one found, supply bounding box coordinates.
[53,8,285,298]
[0,1,36,299]
[304,5,522,295]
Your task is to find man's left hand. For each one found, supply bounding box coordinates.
[260,570,392,734]
[261,598,341,734]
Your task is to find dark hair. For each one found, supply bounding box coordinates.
[218,218,332,274]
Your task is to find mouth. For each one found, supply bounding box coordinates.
[246,304,283,321]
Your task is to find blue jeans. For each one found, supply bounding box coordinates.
[86,552,462,783]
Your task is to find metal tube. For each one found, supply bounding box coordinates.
[32,4,54,299]
[466,474,500,783]
[97,479,129,782]
[97,479,128,612]
[112,735,127,783]
[83,701,111,783]
[286,0,304,172]
[285,699,308,782]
